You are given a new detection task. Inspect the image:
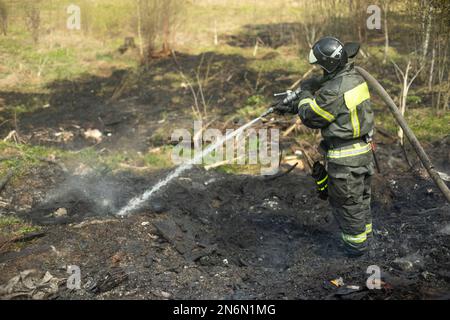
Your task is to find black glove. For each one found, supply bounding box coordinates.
[301,77,322,94]
[272,100,298,115]
[311,161,328,201]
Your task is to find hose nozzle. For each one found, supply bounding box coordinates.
[261,107,274,118]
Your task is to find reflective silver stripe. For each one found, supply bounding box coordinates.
[330,45,343,58]
[327,143,371,159]
[342,231,367,244]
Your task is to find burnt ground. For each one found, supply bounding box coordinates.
[0,162,449,300]
[1,39,450,299]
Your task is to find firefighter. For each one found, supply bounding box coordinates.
[275,36,375,257]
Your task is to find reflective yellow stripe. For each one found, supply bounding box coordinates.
[327,143,371,159]
[344,82,370,109]
[342,231,367,244]
[350,108,360,138]
[344,82,370,138]
[365,223,372,234]
[299,98,335,122]
[316,174,328,185]
[318,184,328,191]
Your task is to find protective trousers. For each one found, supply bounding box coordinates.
[327,161,374,255]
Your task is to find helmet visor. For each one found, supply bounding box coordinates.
[308,49,318,64]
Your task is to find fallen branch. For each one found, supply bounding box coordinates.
[119,163,150,171]
[71,218,118,229]
[438,171,450,182]
[204,156,244,170]
[376,126,396,141]
[419,205,449,214]
[289,67,315,90]
[0,231,47,250]
[3,130,21,143]
[282,119,302,137]
[264,162,298,181]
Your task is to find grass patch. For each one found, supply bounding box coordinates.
[0,142,64,178]
[0,28,136,91]
[143,149,173,168]
[237,94,269,119]
[248,51,306,74]
[216,163,263,175]
[0,215,41,240]
[0,141,177,180]
[366,45,403,64]
[375,107,450,142]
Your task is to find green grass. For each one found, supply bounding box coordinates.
[0,141,177,181]
[96,53,114,62]
[237,94,269,119]
[0,216,22,228]
[366,45,403,64]
[0,215,41,239]
[0,25,137,92]
[0,142,63,177]
[375,107,450,142]
[248,50,307,74]
[143,149,173,168]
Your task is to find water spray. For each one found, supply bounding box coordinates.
[117,55,450,217]
[116,107,276,217]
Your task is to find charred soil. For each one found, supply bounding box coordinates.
[0,163,449,300]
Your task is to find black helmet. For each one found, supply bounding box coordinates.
[308,37,348,73]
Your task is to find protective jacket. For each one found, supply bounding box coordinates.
[298,62,374,167]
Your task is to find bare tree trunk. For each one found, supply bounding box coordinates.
[0,0,8,35]
[444,72,450,112]
[436,39,448,111]
[25,1,41,44]
[161,1,171,54]
[382,1,389,64]
[214,19,218,46]
[392,60,424,145]
[428,44,435,90]
[421,2,433,62]
[137,0,144,58]
[398,62,411,145]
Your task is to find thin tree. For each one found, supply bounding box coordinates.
[24,0,41,44]
[391,59,424,145]
[382,0,389,64]
[0,0,7,35]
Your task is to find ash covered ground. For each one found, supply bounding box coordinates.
[1,162,449,300]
